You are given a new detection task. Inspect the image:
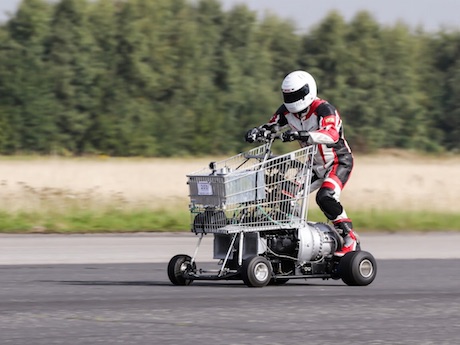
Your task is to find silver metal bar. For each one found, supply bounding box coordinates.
[299,146,316,224]
[218,232,238,277]
[191,233,203,264]
[299,165,311,224]
[238,231,244,266]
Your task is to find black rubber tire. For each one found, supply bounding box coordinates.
[338,251,377,286]
[241,256,273,288]
[167,254,195,286]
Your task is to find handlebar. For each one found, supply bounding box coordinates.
[250,130,283,164]
[254,129,282,143]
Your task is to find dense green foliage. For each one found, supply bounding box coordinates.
[1,0,459,156]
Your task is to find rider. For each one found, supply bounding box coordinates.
[245,70,357,256]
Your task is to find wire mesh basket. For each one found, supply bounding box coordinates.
[187,144,317,234]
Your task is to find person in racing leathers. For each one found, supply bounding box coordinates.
[245,70,357,256]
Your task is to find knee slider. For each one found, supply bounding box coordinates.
[316,187,343,220]
[316,187,336,205]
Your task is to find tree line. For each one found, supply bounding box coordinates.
[0,0,459,156]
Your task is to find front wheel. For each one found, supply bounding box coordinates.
[338,251,377,286]
[167,254,196,286]
[241,256,273,287]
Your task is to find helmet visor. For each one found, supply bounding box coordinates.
[283,84,310,104]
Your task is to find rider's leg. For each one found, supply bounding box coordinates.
[315,165,357,256]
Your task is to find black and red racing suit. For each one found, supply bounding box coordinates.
[262,98,354,229]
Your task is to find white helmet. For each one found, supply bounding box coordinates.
[281,70,317,114]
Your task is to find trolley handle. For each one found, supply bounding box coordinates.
[249,131,283,164]
[253,130,282,143]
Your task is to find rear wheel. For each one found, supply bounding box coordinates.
[241,256,272,287]
[167,254,196,286]
[338,251,377,286]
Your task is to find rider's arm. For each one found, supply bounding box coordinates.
[260,104,289,131]
[308,102,341,145]
[245,105,290,143]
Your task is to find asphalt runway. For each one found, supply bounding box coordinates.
[1,261,460,344]
[1,233,459,344]
[2,232,460,265]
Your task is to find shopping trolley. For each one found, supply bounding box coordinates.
[167,133,377,287]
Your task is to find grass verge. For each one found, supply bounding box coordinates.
[0,207,458,233]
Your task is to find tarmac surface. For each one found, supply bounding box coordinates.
[1,232,460,265]
[1,233,459,345]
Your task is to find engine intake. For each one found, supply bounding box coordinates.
[297,222,342,261]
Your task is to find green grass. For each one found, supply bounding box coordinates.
[306,209,460,232]
[0,207,458,233]
[350,209,460,232]
[0,207,189,233]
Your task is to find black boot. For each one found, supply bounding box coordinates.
[333,220,358,257]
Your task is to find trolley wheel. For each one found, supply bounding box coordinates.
[338,251,377,286]
[167,254,196,286]
[241,256,273,288]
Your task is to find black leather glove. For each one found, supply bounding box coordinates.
[259,128,272,140]
[245,127,260,143]
[297,131,310,142]
[281,130,299,142]
[281,130,310,142]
